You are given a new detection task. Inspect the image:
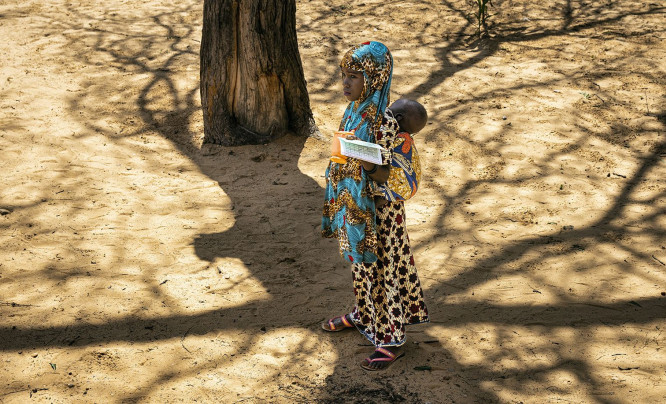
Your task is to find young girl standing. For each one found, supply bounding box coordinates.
[321,41,429,371]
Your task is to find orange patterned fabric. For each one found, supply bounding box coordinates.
[378,130,421,202]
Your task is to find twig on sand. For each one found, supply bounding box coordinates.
[2,387,49,399]
[180,325,194,353]
[0,302,34,307]
[652,255,665,266]
[29,387,49,398]
[574,302,621,311]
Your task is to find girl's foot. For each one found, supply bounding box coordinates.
[321,314,354,332]
[360,346,404,371]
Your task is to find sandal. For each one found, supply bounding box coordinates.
[321,314,354,332]
[360,347,404,371]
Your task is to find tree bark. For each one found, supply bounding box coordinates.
[200,0,318,146]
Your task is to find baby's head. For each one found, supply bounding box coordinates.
[389,99,428,134]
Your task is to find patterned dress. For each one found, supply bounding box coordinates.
[351,200,429,347]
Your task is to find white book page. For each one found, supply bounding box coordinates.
[338,138,385,165]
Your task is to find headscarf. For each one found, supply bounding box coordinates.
[322,41,394,263]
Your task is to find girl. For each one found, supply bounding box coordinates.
[321,41,429,371]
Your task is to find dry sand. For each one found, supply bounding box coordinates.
[1,0,665,402]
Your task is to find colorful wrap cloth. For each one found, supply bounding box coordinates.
[322,41,394,263]
[378,130,421,202]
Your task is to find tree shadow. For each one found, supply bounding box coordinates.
[1,0,665,402]
[300,0,665,401]
[400,1,665,100]
[0,1,350,401]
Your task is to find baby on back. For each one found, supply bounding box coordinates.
[377,98,428,205]
[389,98,428,135]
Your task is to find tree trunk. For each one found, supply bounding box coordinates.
[200,0,318,146]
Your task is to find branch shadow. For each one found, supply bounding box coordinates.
[1,0,665,402]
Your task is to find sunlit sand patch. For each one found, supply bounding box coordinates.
[209,330,334,399]
[427,322,664,401]
[160,258,270,311]
[97,330,335,402]
[2,340,242,403]
[480,369,590,403]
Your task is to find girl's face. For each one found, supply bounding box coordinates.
[341,66,364,102]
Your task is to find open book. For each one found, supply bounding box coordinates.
[338,137,386,165]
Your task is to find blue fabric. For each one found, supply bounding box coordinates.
[322,41,394,263]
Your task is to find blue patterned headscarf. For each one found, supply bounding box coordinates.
[338,41,393,142]
[322,41,394,263]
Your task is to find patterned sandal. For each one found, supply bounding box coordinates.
[360,347,404,371]
[321,314,354,332]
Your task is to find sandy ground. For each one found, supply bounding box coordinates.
[1,0,665,402]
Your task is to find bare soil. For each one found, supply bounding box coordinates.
[1,0,664,402]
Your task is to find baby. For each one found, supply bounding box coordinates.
[374,98,428,207]
[389,98,428,137]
